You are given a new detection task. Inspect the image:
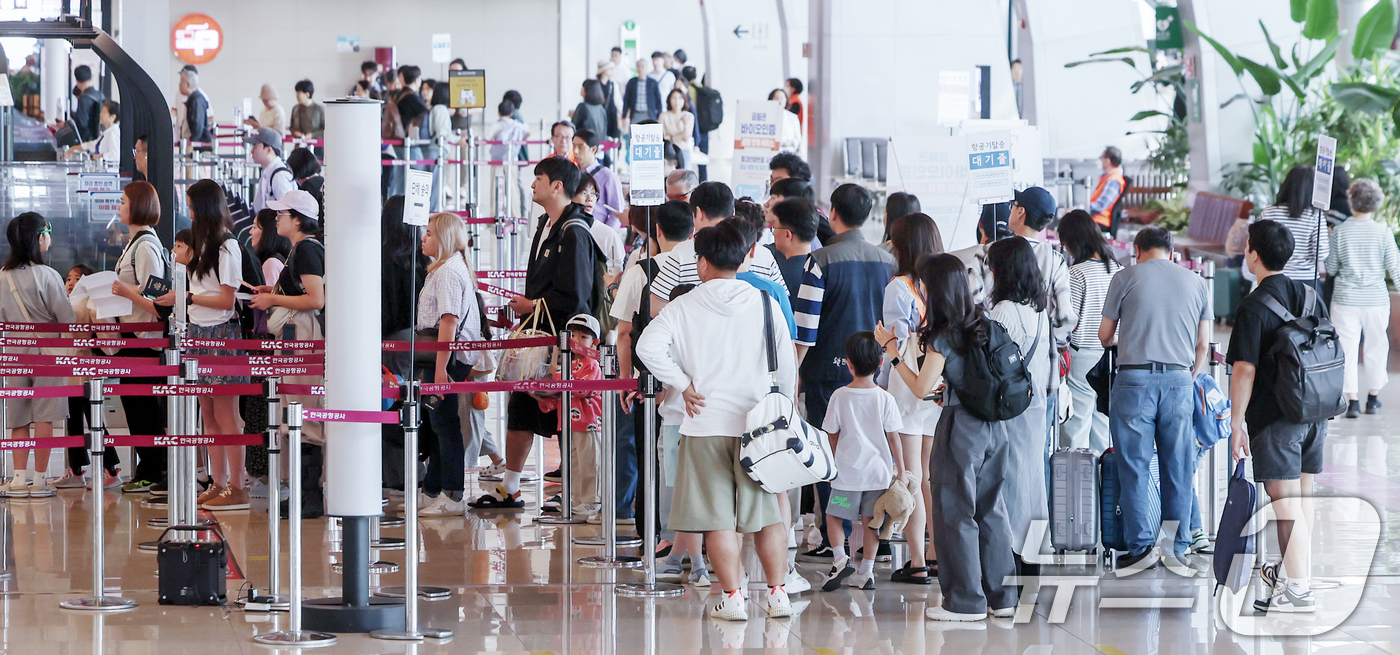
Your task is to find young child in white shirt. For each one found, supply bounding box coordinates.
[820,331,906,592]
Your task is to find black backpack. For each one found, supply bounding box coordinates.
[694,85,724,132]
[559,216,615,334]
[948,313,1038,423]
[224,233,265,336]
[629,258,663,372]
[1258,286,1346,424]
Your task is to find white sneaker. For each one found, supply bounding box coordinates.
[573,503,602,518]
[989,607,1016,618]
[846,570,875,590]
[926,607,987,622]
[784,566,811,594]
[765,586,793,618]
[26,481,56,498]
[248,479,270,499]
[417,495,445,515]
[53,473,86,489]
[709,589,748,621]
[1,478,29,498]
[691,569,712,588]
[420,495,465,517]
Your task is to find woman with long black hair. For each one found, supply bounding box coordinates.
[1058,210,1122,453]
[874,254,1018,623]
[0,212,76,497]
[986,237,1050,575]
[184,180,251,511]
[1261,165,1329,288]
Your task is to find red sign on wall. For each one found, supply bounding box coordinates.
[172,14,222,65]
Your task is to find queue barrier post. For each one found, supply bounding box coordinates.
[580,346,642,570]
[537,334,585,526]
[618,371,684,596]
[253,402,337,648]
[256,377,290,610]
[60,378,138,612]
[179,360,202,532]
[372,382,453,641]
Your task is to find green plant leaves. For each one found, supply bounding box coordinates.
[1353,0,1397,60]
[1064,57,1138,69]
[1088,46,1154,56]
[1330,81,1400,112]
[1292,0,1309,23]
[1294,37,1341,84]
[1303,0,1340,40]
[1185,20,1242,76]
[1129,110,1172,122]
[1260,21,1291,69]
[1240,57,1283,95]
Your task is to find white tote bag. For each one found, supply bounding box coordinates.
[737,291,838,494]
[498,301,555,382]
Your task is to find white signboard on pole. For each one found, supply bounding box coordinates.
[938,70,971,125]
[1313,134,1336,211]
[629,123,665,206]
[965,130,1015,205]
[405,168,433,225]
[431,33,452,64]
[732,100,782,200]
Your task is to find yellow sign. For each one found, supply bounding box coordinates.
[449,69,485,109]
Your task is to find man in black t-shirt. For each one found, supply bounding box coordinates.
[1226,219,1323,614]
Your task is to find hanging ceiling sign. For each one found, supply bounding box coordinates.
[172,13,223,65]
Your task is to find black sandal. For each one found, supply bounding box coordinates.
[891,565,933,584]
[467,489,524,510]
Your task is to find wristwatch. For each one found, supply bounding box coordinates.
[889,356,901,368]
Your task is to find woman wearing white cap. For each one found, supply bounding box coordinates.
[414,211,483,516]
[250,189,327,517]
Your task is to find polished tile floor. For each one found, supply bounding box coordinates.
[4,384,1400,653]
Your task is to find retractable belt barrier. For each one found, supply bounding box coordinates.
[302,409,399,424]
[0,322,164,332]
[0,364,322,378]
[0,336,167,349]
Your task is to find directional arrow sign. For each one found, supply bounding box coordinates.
[733,25,749,38]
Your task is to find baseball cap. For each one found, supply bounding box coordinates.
[597,59,615,73]
[1012,186,1057,223]
[979,202,1011,242]
[244,127,283,150]
[565,313,601,340]
[266,189,320,219]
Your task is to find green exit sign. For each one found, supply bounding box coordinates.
[1155,6,1183,50]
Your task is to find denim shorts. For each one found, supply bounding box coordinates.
[1250,420,1326,482]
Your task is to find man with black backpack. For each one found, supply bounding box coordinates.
[245,127,297,214]
[1098,226,1212,568]
[1227,220,1344,614]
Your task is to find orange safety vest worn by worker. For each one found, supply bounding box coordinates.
[1089,167,1125,228]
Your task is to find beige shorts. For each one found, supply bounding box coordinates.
[669,435,782,534]
[3,375,68,429]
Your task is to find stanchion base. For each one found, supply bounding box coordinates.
[251,630,338,647]
[59,596,138,611]
[332,561,399,574]
[380,515,406,528]
[573,535,642,547]
[578,555,643,569]
[236,594,294,612]
[616,582,686,598]
[374,585,452,599]
[146,517,215,528]
[302,597,405,633]
[371,537,406,549]
[535,515,588,525]
[136,540,160,552]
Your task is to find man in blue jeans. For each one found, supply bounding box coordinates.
[1098,226,1212,567]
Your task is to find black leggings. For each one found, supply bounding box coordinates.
[115,348,167,483]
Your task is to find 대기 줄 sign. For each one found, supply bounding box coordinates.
[732,100,782,200]
[965,130,1015,205]
[1313,134,1336,211]
[629,123,665,206]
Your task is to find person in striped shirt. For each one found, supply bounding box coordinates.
[1325,178,1400,417]
[1259,166,1329,287]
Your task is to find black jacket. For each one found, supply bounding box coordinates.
[525,203,600,334]
[74,86,105,142]
[185,89,212,144]
[622,76,662,122]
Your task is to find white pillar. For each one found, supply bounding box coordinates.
[322,99,383,518]
[40,39,68,125]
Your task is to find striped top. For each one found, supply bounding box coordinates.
[650,238,784,302]
[1325,218,1400,307]
[1258,205,1329,281]
[1068,257,1122,349]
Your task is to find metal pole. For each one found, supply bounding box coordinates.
[60,378,136,611]
[581,346,641,569]
[181,359,200,529]
[538,334,584,525]
[373,382,453,641]
[253,402,337,647]
[263,377,289,610]
[618,372,683,596]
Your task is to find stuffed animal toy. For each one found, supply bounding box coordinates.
[868,471,917,540]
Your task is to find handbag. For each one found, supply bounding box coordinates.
[1,268,83,357]
[738,291,838,494]
[498,301,555,382]
[267,240,324,338]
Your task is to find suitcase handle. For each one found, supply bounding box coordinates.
[157,524,228,546]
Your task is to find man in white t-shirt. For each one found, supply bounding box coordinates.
[649,182,784,315]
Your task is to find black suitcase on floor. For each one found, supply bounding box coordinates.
[158,526,228,606]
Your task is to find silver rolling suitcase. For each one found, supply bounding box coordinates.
[1050,448,1099,552]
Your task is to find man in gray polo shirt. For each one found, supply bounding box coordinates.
[1098,226,1212,568]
